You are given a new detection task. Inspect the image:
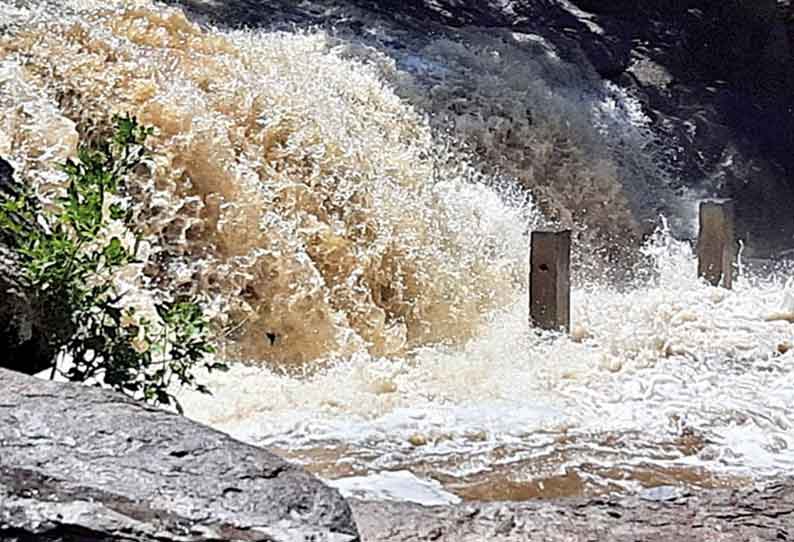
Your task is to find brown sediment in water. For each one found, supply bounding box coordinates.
[272,438,750,502]
[0,0,667,367]
[0,2,529,365]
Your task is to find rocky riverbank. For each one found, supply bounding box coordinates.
[351,482,794,541]
[2,368,793,541]
[0,368,358,542]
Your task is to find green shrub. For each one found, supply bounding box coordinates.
[0,115,226,413]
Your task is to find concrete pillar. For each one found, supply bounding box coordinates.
[697,200,736,289]
[530,230,571,332]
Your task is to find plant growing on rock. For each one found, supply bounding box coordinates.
[0,115,226,412]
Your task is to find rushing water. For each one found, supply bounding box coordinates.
[175,231,794,503]
[3,0,794,505]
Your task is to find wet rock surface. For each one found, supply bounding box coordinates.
[0,158,70,375]
[351,481,794,541]
[0,368,358,542]
[575,0,794,255]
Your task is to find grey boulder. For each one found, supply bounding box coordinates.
[0,368,359,542]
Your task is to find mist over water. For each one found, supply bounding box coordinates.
[2,0,793,503]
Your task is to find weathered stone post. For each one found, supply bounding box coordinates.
[697,200,736,289]
[530,230,571,332]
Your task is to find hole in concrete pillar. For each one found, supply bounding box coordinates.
[539,264,549,272]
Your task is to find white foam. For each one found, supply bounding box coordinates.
[176,230,794,490]
[328,470,462,506]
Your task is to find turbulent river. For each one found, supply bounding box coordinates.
[3,0,794,505]
[176,243,794,504]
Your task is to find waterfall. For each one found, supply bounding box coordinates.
[3,0,793,502]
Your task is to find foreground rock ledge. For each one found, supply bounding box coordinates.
[3,368,793,542]
[0,369,358,542]
[352,481,794,542]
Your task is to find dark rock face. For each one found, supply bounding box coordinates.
[352,482,794,541]
[0,368,359,542]
[567,0,794,255]
[0,158,70,375]
[352,0,794,254]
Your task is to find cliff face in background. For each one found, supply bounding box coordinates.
[575,0,794,255]
[166,0,794,257]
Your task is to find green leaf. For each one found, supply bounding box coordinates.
[109,202,127,220]
[3,114,218,413]
[103,237,128,266]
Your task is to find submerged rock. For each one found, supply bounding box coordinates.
[0,368,359,542]
[351,481,794,541]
